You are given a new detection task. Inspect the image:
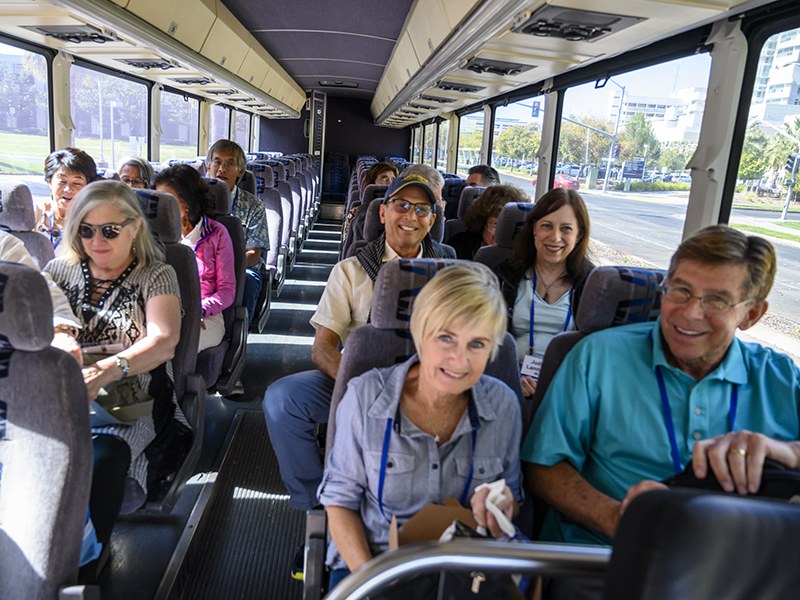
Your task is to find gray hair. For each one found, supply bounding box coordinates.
[62,180,164,268]
[118,156,155,188]
[206,139,247,173]
[468,165,500,186]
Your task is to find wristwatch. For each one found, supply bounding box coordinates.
[115,355,130,379]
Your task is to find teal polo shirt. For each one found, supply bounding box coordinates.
[522,318,800,546]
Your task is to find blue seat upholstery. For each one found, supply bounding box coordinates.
[473,202,534,270]
[444,185,485,242]
[0,181,54,270]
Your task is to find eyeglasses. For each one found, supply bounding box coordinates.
[659,285,753,315]
[121,177,146,188]
[210,158,239,171]
[78,218,134,240]
[387,199,434,218]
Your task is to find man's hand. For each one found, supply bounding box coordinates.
[311,325,343,380]
[692,430,800,495]
[51,331,82,365]
[620,480,668,516]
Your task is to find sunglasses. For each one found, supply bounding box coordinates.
[78,218,134,240]
[387,199,434,218]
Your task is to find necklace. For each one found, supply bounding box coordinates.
[417,392,463,444]
[535,267,566,303]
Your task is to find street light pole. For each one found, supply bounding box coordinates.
[782,150,799,221]
[602,80,625,193]
[642,144,649,181]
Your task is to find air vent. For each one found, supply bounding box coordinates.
[243,103,267,108]
[206,89,237,96]
[511,6,644,43]
[116,58,178,71]
[168,76,213,85]
[436,81,486,94]
[418,95,456,104]
[318,80,358,88]
[462,57,534,78]
[21,24,120,44]
[408,103,430,110]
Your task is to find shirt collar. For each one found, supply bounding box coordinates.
[650,317,748,384]
[382,240,424,263]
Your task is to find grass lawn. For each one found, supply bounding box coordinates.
[731,223,800,243]
[773,221,800,231]
[732,202,800,213]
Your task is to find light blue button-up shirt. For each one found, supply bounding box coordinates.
[319,355,522,568]
[523,318,800,546]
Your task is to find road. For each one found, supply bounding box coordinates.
[500,171,800,323]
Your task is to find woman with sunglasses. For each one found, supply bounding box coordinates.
[445,184,528,260]
[44,180,188,532]
[154,164,236,352]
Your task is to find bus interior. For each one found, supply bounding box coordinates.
[1,0,800,598]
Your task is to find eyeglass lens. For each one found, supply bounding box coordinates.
[391,200,432,217]
[79,223,124,240]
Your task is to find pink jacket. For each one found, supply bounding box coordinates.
[191,216,236,317]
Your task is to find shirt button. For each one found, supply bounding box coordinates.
[693,431,702,440]
[478,467,485,474]
[386,461,393,469]
[432,463,439,470]
[694,407,702,416]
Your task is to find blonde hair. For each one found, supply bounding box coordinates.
[410,263,507,361]
[62,180,164,268]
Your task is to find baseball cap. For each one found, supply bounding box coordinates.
[383,174,437,206]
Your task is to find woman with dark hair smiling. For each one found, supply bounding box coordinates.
[494,188,594,398]
[37,147,98,251]
[155,164,236,352]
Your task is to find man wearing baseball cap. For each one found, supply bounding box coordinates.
[263,172,455,516]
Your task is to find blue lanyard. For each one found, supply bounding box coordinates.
[528,270,572,354]
[655,366,738,475]
[377,402,478,523]
[49,212,61,250]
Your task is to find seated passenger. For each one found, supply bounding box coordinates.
[43,180,187,517]
[263,173,452,511]
[155,164,236,352]
[118,156,155,189]
[494,189,594,397]
[445,184,528,260]
[466,164,501,187]
[342,161,398,242]
[319,263,522,587]
[524,225,800,600]
[205,139,269,328]
[37,147,98,252]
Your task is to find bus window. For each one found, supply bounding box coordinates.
[210,103,231,144]
[70,65,148,169]
[160,90,199,160]
[233,110,251,152]
[557,54,710,198]
[411,126,421,162]
[0,41,49,177]
[491,96,545,186]
[737,27,800,206]
[456,112,484,177]
[423,123,435,166]
[437,120,449,171]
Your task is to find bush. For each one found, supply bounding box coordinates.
[613,181,691,192]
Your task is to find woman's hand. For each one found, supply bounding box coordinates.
[82,362,118,403]
[51,330,82,365]
[470,484,518,538]
[520,376,537,398]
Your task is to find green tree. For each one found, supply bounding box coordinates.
[618,112,661,168]
[557,116,613,165]
[659,141,696,173]
[764,117,800,181]
[493,123,540,162]
[737,122,769,183]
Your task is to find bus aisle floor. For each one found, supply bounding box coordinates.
[97,219,342,600]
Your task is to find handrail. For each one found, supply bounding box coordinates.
[323,540,612,600]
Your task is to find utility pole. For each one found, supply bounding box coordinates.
[782,151,799,221]
[602,80,625,193]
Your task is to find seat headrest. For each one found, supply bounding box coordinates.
[370,258,462,329]
[0,262,53,350]
[205,178,232,215]
[280,159,296,178]
[253,164,275,189]
[457,186,485,220]
[135,189,183,243]
[0,181,36,231]
[576,266,666,334]
[268,161,287,182]
[442,178,466,205]
[237,170,257,195]
[494,202,533,248]
[361,184,388,204]
[97,168,120,181]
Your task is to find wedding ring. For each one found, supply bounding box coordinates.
[730,447,747,457]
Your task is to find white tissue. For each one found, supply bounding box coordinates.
[474,479,516,537]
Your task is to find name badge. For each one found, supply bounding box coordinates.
[521,354,543,380]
